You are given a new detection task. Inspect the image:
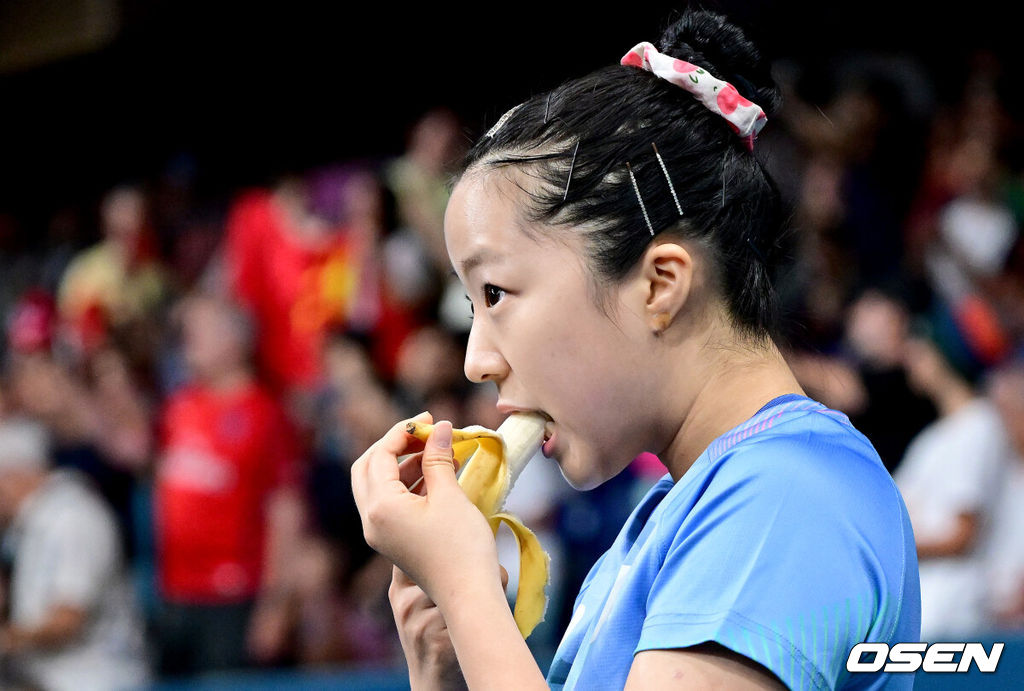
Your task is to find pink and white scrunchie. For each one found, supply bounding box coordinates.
[621,42,767,150]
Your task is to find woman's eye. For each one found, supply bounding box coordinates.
[483,284,506,308]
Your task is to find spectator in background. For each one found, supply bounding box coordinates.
[391,325,467,420]
[0,417,149,691]
[984,359,1024,631]
[334,170,425,383]
[223,174,388,415]
[384,108,463,278]
[153,293,307,677]
[384,109,473,337]
[57,184,169,360]
[3,319,139,557]
[908,55,1018,373]
[792,288,936,472]
[894,334,1012,639]
[303,331,401,664]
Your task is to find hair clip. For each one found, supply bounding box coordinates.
[622,42,767,148]
[544,93,553,124]
[651,143,683,216]
[564,140,580,201]
[485,102,525,139]
[626,162,655,236]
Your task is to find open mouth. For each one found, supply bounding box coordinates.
[537,411,554,442]
[540,413,556,457]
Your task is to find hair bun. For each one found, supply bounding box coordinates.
[657,9,781,117]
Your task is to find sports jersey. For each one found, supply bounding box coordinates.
[154,381,302,602]
[547,395,920,690]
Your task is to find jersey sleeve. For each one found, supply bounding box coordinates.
[636,430,914,691]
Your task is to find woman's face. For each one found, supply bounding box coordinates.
[444,169,661,489]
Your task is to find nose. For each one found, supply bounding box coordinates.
[463,319,510,384]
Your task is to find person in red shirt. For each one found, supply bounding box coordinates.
[224,173,429,400]
[224,178,371,396]
[153,293,306,677]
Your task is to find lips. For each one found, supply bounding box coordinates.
[495,401,555,456]
[542,429,556,458]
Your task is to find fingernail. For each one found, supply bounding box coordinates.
[434,422,452,450]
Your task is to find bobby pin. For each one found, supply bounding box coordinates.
[721,151,728,208]
[626,162,655,236]
[544,93,552,124]
[564,140,580,201]
[651,143,683,216]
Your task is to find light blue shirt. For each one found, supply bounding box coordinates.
[547,395,920,690]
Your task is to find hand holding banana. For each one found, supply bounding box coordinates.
[351,411,550,639]
[405,412,550,638]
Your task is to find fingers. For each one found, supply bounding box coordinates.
[378,411,433,457]
[420,421,458,495]
[356,412,434,498]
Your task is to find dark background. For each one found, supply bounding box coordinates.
[2,0,1018,228]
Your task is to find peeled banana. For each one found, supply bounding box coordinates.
[405,413,549,638]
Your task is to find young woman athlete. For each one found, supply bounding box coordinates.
[352,9,920,690]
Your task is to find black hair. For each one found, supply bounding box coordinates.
[459,9,787,340]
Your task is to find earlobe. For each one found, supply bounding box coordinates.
[642,243,693,332]
[652,312,672,336]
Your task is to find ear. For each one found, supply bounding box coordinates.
[639,242,694,332]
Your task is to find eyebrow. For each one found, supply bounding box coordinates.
[459,248,498,279]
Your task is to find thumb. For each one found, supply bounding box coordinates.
[420,420,458,494]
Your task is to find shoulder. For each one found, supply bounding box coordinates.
[656,404,911,570]
[60,243,111,281]
[26,473,118,539]
[950,398,1008,438]
[709,407,896,509]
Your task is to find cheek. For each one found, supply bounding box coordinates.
[529,318,646,450]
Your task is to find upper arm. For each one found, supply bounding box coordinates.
[51,506,118,609]
[626,644,788,691]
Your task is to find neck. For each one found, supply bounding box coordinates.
[660,336,805,482]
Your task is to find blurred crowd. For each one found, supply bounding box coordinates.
[0,48,1023,689]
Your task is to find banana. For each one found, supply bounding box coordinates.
[405,413,550,638]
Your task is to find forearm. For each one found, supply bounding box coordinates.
[261,488,306,592]
[5,605,86,652]
[440,579,548,690]
[916,513,977,559]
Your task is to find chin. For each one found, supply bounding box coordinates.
[555,451,610,492]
